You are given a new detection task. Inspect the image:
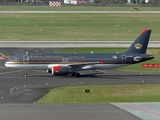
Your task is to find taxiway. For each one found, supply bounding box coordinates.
[0,41,159,48]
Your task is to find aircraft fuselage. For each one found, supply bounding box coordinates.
[5,52,154,70]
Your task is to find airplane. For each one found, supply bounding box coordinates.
[5,29,154,78]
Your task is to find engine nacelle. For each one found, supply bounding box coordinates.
[52,66,71,75]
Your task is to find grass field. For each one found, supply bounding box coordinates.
[37,84,160,104]
[0,13,160,41]
[57,48,160,73]
[0,6,160,11]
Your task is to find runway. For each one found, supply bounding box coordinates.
[0,47,159,120]
[0,41,159,48]
[0,104,141,120]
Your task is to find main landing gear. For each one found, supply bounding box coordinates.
[70,67,81,78]
[75,73,80,78]
[72,72,76,76]
[23,69,27,77]
[71,72,80,78]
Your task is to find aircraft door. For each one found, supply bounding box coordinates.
[121,54,126,63]
[62,57,68,62]
[66,57,68,62]
[62,57,65,62]
[23,55,29,64]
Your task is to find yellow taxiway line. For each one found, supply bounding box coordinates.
[0,69,23,75]
[0,67,8,68]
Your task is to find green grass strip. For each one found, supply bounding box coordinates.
[0,13,160,41]
[37,84,160,104]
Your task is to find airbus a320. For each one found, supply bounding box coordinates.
[5,29,154,77]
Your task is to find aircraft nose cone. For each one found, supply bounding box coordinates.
[5,62,8,67]
[5,61,10,67]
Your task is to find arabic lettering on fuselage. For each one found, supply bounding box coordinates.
[33,56,62,59]
[30,55,85,60]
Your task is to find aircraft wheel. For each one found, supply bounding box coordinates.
[76,73,80,78]
[23,69,27,77]
[72,72,76,76]
[23,74,27,77]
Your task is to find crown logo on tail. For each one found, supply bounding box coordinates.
[134,43,142,49]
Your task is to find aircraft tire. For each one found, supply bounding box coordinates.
[76,73,80,78]
[23,74,27,77]
[72,72,76,76]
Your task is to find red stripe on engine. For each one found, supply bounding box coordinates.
[53,66,61,72]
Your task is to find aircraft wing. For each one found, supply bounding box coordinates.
[67,62,99,70]
[68,62,96,66]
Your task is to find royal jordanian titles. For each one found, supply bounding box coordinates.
[5,29,154,77]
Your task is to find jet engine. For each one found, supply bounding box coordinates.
[51,66,71,75]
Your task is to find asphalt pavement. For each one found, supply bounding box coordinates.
[0,104,141,120]
[0,41,159,48]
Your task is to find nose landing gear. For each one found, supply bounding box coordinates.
[23,69,27,77]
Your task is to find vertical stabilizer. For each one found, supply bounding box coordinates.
[124,29,151,54]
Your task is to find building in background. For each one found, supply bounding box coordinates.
[64,0,77,4]
[127,0,149,3]
[2,0,160,5]
[0,0,48,2]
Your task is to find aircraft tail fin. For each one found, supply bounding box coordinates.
[124,29,151,54]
